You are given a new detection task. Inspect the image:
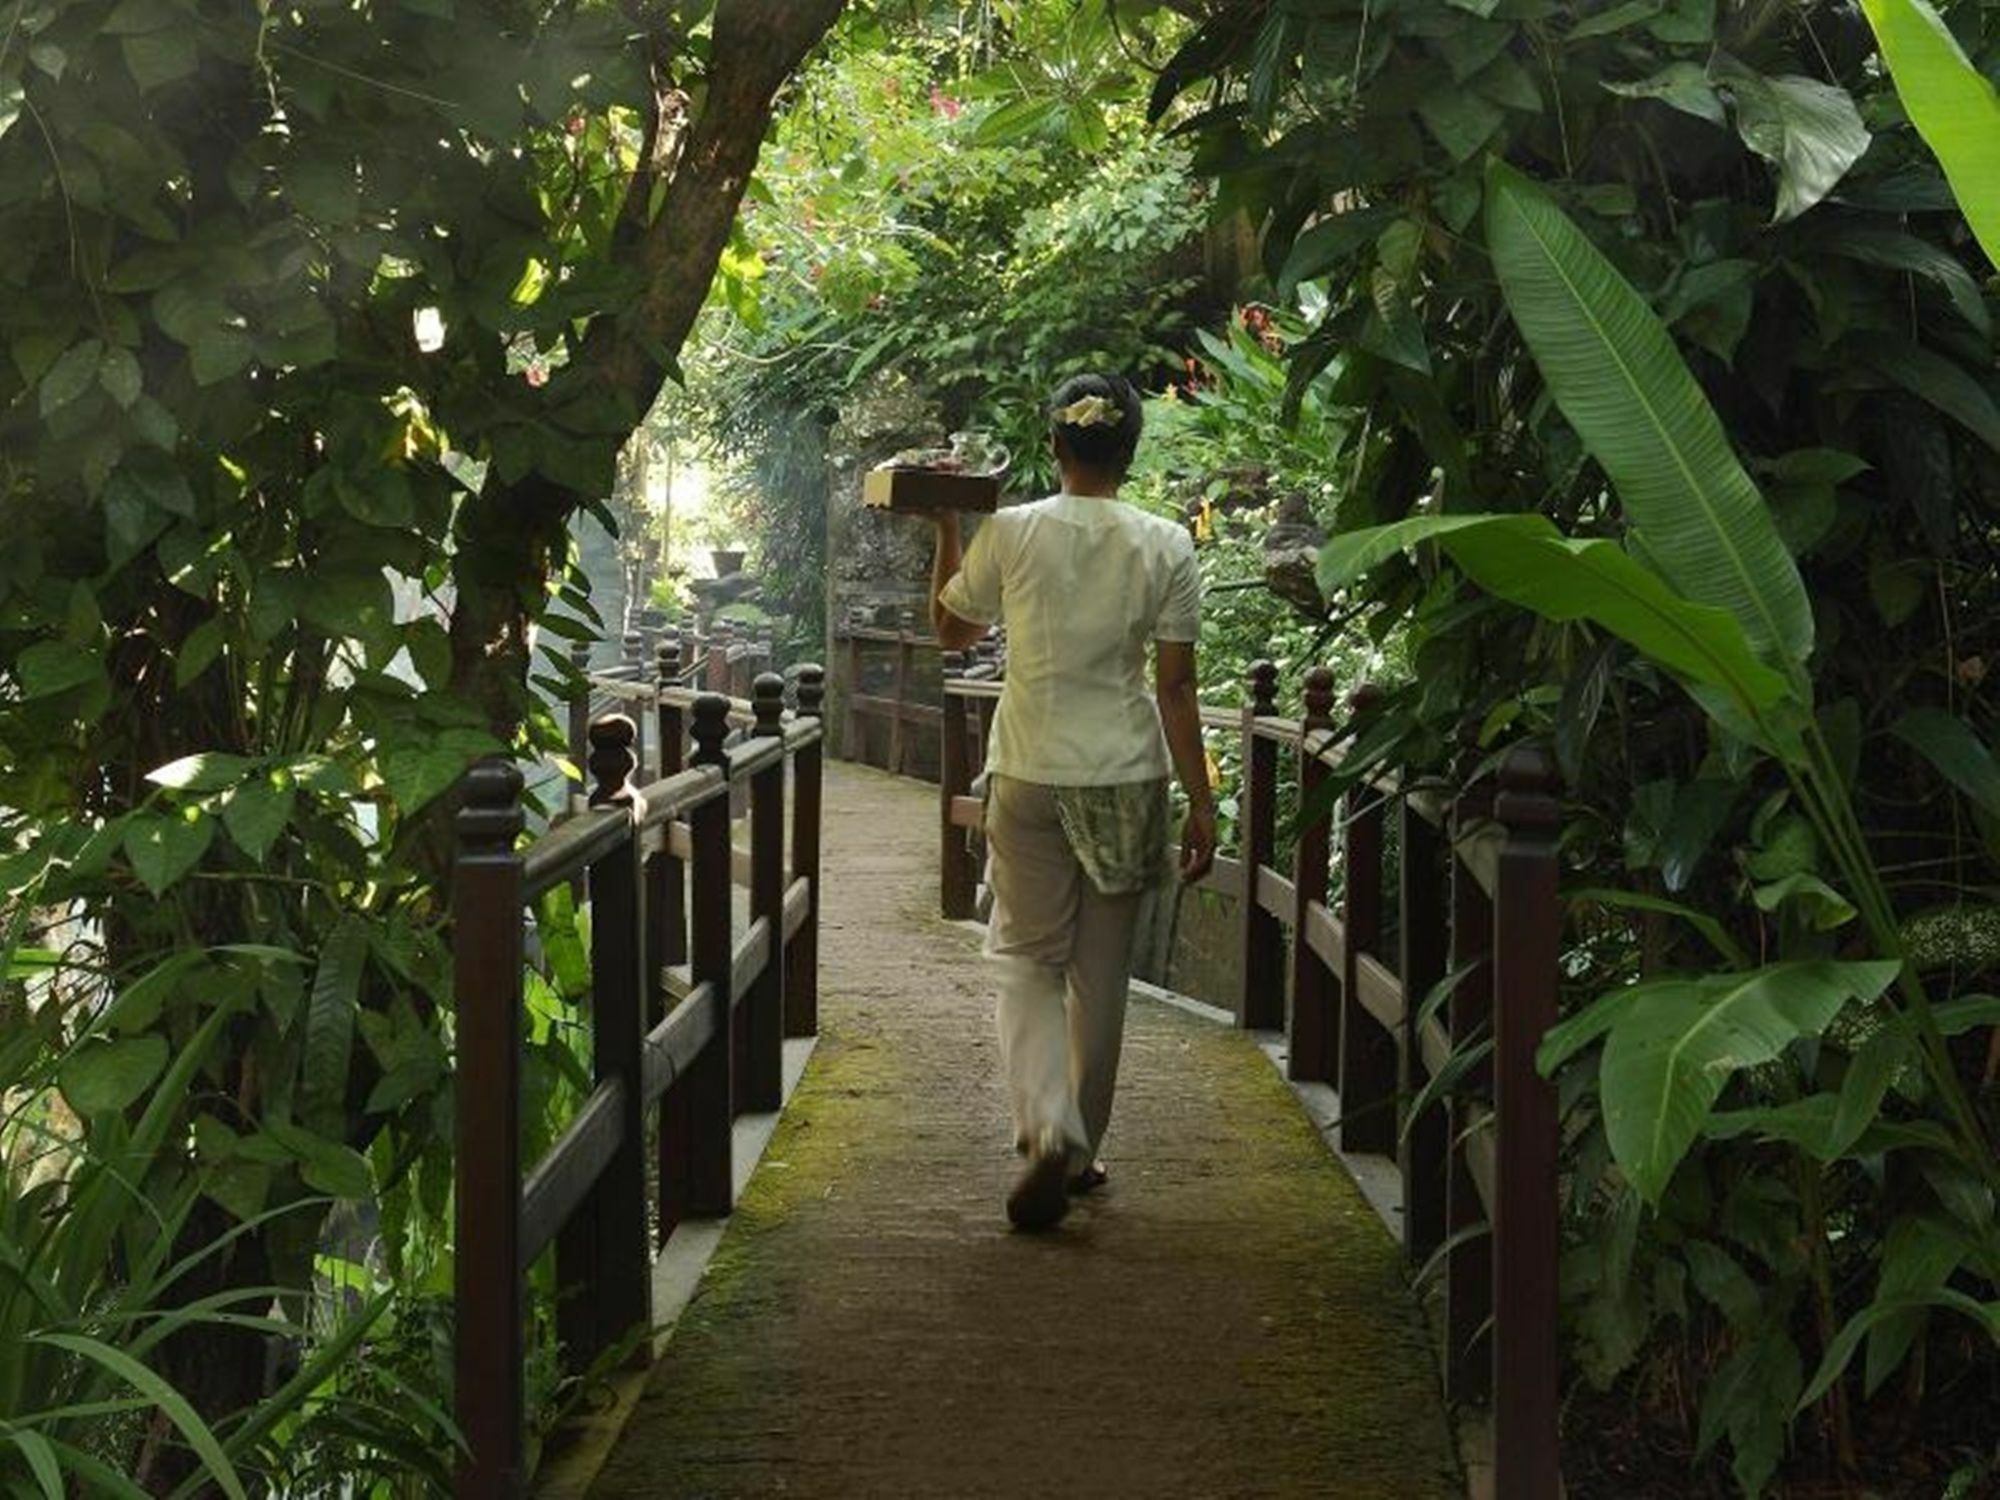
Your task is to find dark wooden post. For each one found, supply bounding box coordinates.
[1492,747,1562,1500]
[567,639,593,795]
[1399,794,1449,1262]
[619,628,647,770]
[658,634,686,776]
[1238,660,1282,1030]
[840,629,862,762]
[940,654,977,921]
[787,665,825,1037]
[655,638,687,975]
[889,609,915,776]
[453,761,526,1499]
[744,675,787,1112]
[1289,667,1337,1083]
[557,718,649,1372]
[1338,685,1396,1154]
[1445,780,1495,1405]
[707,621,733,693]
[684,694,736,1215]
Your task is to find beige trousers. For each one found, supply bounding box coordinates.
[983,776,1143,1167]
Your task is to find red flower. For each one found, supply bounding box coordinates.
[929,85,962,121]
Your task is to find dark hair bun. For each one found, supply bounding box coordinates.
[1048,372,1143,475]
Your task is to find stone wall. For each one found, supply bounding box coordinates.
[824,374,949,760]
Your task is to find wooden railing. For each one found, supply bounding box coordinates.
[450,667,825,1497]
[833,617,1004,777]
[938,656,1562,1499]
[574,618,778,723]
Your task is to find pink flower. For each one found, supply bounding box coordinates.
[930,85,961,121]
[525,365,548,388]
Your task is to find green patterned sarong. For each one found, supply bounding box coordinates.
[1053,779,1172,896]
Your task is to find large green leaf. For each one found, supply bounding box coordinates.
[1696,1318,1801,1498]
[31,1334,248,1500]
[16,641,106,699]
[146,752,254,793]
[1483,162,1814,676]
[1318,513,1795,719]
[1866,338,2000,455]
[299,917,367,1136]
[1864,1217,1968,1396]
[1818,225,1990,338]
[1797,1289,2000,1410]
[1604,62,1725,126]
[122,812,215,896]
[1710,54,1871,222]
[1859,0,2000,267]
[57,1037,169,1115]
[220,775,295,860]
[1587,960,1901,1203]
[1,1425,64,1499]
[1892,708,2000,817]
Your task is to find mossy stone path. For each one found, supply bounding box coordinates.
[588,763,1458,1498]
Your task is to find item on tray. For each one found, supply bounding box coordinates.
[866,430,1008,513]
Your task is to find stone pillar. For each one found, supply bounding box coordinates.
[824,375,948,766]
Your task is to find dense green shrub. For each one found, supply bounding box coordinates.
[1160,0,2000,1491]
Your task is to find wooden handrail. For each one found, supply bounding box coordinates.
[518,1079,625,1272]
[634,765,729,833]
[450,664,827,1498]
[520,807,630,903]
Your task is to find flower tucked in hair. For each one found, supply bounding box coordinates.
[1052,394,1122,429]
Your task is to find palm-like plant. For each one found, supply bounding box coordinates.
[1322,128,2000,1465]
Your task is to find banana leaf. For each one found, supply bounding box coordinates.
[1484,161,1814,679]
[1546,959,1901,1204]
[1318,512,1796,726]
[1859,0,2000,267]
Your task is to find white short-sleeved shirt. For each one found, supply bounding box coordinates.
[939,492,1201,786]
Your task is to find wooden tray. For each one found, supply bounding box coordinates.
[863,467,1001,514]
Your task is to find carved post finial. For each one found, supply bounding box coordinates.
[1248,659,1279,716]
[657,631,682,686]
[588,716,638,806]
[753,673,785,736]
[459,759,525,847]
[1496,745,1560,833]
[690,693,731,769]
[622,628,644,667]
[1303,665,1337,728]
[796,664,826,719]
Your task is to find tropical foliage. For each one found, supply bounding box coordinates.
[1152,0,2000,1491]
[668,1,1213,643]
[7,0,2000,1491]
[1,0,838,1488]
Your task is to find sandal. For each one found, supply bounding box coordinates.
[1068,1161,1109,1195]
[1007,1151,1071,1232]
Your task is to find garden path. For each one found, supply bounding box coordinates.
[586,762,1458,1498]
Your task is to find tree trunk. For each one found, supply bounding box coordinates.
[450,0,846,732]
